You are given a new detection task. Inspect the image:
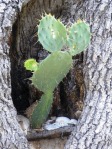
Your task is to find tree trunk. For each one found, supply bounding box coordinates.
[65,0,112,148]
[0,0,29,149]
[0,0,112,149]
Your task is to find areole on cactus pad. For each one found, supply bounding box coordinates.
[24,14,91,128]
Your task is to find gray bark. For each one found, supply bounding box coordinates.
[0,0,29,149]
[65,0,112,148]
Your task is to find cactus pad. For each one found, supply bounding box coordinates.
[31,91,53,128]
[24,59,39,71]
[38,14,67,53]
[31,51,72,92]
[67,20,91,56]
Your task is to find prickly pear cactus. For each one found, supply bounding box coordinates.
[38,14,67,52]
[31,51,72,92]
[67,20,91,56]
[30,51,72,128]
[24,58,39,71]
[31,91,53,128]
[24,14,91,128]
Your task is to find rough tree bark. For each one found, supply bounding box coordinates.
[0,0,30,149]
[65,0,112,148]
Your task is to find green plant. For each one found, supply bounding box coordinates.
[24,14,91,128]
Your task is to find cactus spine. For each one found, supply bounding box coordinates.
[24,14,91,128]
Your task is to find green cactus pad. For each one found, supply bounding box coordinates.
[31,51,72,92]
[67,20,91,56]
[24,59,39,71]
[31,91,53,128]
[38,14,67,52]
